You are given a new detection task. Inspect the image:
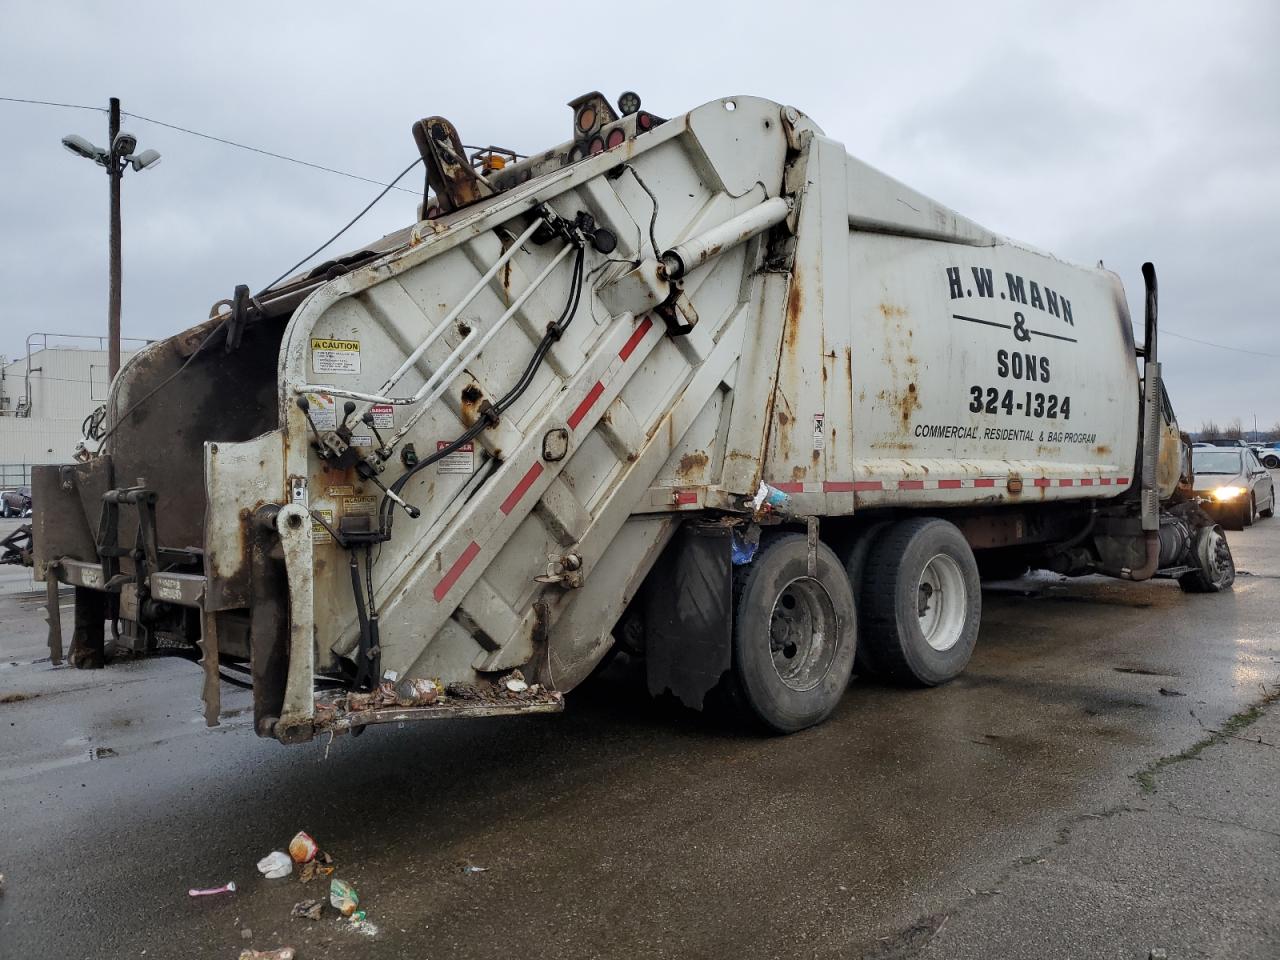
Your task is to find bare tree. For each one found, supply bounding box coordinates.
[1225,417,1244,439]
[1199,419,1220,438]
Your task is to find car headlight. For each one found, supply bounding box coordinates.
[1212,485,1246,501]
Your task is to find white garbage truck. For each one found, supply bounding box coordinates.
[29,92,1234,742]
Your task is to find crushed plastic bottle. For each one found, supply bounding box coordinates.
[256,851,293,880]
[329,877,359,916]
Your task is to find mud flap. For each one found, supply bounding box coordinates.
[643,521,733,710]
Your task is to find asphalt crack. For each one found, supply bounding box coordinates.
[1134,684,1280,793]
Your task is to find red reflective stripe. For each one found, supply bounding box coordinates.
[500,462,544,515]
[673,489,698,505]
[1033,478,1051,487]
[433,541,481,602]
[618,316,654,361]
[1080,478,1094,486]
[853,480,884,491]
[898,480,925,490]
[823,481,855,493]
[1059,478,1074,486]
[974,478,996,488]
[1099,478,1113,485]
[1117,477,1131,485]
[567,381,605,430]
[774,482,804,494]
[937,479,962,489]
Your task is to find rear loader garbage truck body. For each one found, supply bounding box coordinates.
[29,93,1234,741]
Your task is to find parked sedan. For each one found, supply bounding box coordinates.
[1255,443,1280,469]
[1191,448,1275,530]
[1,485,32,518]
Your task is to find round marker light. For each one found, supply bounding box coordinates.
[576,105,596,133]
[617,91,641,116]
[588,136,605,156]
[606,128,626,149]
[636,111,653,131]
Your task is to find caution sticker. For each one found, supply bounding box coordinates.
[370,404,394,429]
[349,435,374,448]
[343,495,378,518]
[306,393,337,430]
[311,338,361,374]
[312,508,334,544]
[436,440,474,475]
[812,413,826,451]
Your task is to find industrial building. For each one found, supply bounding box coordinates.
[0,333,146,487]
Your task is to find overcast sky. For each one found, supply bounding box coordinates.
[1,1,1276,429]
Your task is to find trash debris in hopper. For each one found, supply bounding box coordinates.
[291,898,325,921]
[317,670,561,726]
[330,877,359,916]
[187,881,237,897]
[238,948,295,960]
[396,677,439,705]
[299,852,335,883]
[502,670,529,693]
[288,831,319,864]
[257,851,293,879]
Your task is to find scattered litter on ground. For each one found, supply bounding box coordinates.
[344,914,379,937]
[188,881,236,897]
[1159,687,1187,697]
[288,831,318,864]
[292,897,325,921]
[1149,950,1168,960]
[91,746,118,760]
[461,863,488,874]
[330,877,359,916]
[257,851,292,879]
[0,873,6,894]
[238,948,295,960]
[299,854,335,883]
[240,928,253,940]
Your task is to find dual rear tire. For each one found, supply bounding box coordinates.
[727,518,980,733]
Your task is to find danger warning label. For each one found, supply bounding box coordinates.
[311,338,361,374]
[370,404,394,429]
[436,441,474,475]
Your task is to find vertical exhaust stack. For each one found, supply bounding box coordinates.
[1125,262,1162,580]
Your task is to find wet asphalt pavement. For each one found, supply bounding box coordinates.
[1,515,1279,960]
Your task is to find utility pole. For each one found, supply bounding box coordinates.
[108,97,122,380]
[61,99,161,383]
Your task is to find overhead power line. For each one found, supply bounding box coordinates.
[1161,328,1280,360]
[1,95,418,193]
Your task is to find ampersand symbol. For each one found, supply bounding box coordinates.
[1012,311,1030,342]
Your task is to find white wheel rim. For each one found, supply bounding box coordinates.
[917,554,967,652]
[768,576,839,692]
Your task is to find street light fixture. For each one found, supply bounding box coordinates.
[62,97,161,380]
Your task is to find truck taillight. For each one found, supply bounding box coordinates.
[606,128,626,149]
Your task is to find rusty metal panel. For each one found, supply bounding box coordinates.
[203,431,285,610]
[763,139,1141,508]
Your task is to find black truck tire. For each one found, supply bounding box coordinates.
[862,518,981,686]
[729,532,857,734]
[1177,524,1236,593]
[840,521,893,676]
